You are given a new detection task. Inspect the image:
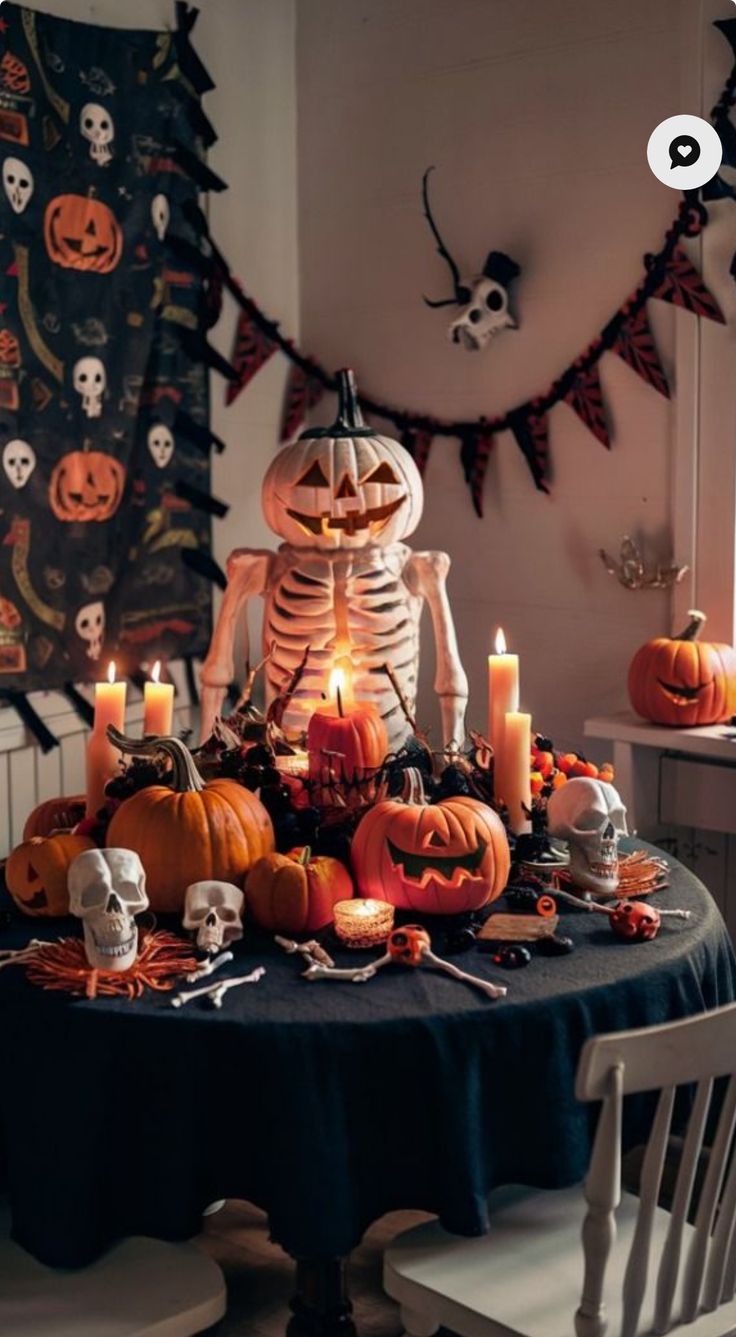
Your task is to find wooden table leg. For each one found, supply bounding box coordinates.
[287,1257,356,1335]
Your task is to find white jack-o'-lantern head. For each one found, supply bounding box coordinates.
[262,369,423,550]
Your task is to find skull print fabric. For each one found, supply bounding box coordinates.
[0,3,214,691]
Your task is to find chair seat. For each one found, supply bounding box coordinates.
[0,1202,226,1337]
[384,1184,736,1337]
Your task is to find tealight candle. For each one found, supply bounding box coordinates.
[86,661,126,818]
[143,660,174,736]
[333,898,395,949]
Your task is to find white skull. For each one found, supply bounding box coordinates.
[68,848,148,972]
[2,157,33,213]
[2,438,36,489]
[183,881,244,954]
[151,193,170,242]
[75,600,105,660]
[80,103,114,165]
[73,357,106,418]
[147,423,174,468]
[547,777,628,896]
[449,275,516,350]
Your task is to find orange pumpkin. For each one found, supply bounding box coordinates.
[23,794,86,841]
[49,450,126,522]
[351,770,510,914]
[6,832,95,917]
[44,194,123,273]
[628,610,736,727]
[307,694,388,783]
[106,732,274,913]
[245,845,353,934]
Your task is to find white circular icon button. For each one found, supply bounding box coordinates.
[647,114,723,190]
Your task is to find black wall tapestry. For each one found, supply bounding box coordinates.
[0,2,220,718]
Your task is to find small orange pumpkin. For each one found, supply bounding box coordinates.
[44,193,123,274]
[49,450,126,522]
[106,731,275,913]
[245,845,353,934]
[23,794,86,841]
[6,832,95,917]
[628,610,736,727]
[351,769,510,914]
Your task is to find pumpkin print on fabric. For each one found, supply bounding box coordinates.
[0,51,30,95]
[352,770,510,914]
[49,450,126,522]
[6,832,95,916]
[628,610,736,727]
[43,193,123,273]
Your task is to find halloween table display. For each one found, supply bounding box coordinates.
[199,369,469,753]
[627,609,736,726]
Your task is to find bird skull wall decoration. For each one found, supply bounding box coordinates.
[68,848,148,972]
[421,167,521,350]
[2,438,36,489]
[546,777,628,896]
[183,881,245,954]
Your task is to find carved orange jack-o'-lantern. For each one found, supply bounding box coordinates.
[628,610,736,727]
[352,770,510,915]
[6,832,95,917]
[44,194,123,273]
[262,371,422,551]
[49,450,126,522]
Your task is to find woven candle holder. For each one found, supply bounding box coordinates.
[333,899,395,948]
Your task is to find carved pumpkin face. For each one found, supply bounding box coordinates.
[44,194,123,273]
[263,370,422,550]
[49,450,126,522]
[6,833,95,917]
[628,611,736,727]
[352,774,510,914]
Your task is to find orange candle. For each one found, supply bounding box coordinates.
[500,711,532,835]
[307,666,388,784]
[143,660,174,736]
[86,661,126,818]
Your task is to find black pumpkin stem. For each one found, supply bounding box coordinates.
[675,609,706,642]
[334,368,365,431]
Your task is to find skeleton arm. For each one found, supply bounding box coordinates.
[404,550,468,750]
[199,549,274,741]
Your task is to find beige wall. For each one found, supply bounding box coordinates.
[295,0,703,751]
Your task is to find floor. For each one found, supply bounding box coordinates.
[197,1200,437,1336]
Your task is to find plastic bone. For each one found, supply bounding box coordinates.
[0,940,47,971]
[302,956,390,983]
[185,950,234,982]
[547,777,628,896]
[302,938,507,999]
[171,966,265,1008]
[182,881,244,954]
[274,935,335,968]
[68,848,148,972]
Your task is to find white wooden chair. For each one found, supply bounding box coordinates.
[384,1002,736,1337]
[0,1200,226,1336]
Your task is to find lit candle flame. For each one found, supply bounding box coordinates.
[106,661,116,685]
[328,667,345,701]
[494,627,507,655]
[151,659,161,684]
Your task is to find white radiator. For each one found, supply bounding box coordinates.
[0,660,199,858]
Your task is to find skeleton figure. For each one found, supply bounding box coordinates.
[421,167,521,350]
[73,356,106,418]
[200,370,468,751]
[182,881,244,954]
[80,103,114,165]
[547,777,628,896]
[2,438,35,489]
[2,157,33,214]
[75,600,105,660]
[147,422,174,468]
[151,193,170,242]
[68,848,148,972]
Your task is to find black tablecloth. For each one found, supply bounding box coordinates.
[0,844,734,1268]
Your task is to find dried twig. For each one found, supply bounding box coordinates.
[235,641,275,712]
[267,645,311,729]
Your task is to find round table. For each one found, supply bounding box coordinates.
[1,844,735,1335]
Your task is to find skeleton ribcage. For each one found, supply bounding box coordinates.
[263,543,421,749]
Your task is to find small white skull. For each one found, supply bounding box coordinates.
[151,193,170,242]
[80,102,114,165]
[68,848,148,972]
[75,600,105,660]
[449,275,516,350]
[547,777,628,896]
[2,438,36,489]
[183,881,244,955]
[147,423,174,469]
[73,357,106,418]
[2,157,33,214]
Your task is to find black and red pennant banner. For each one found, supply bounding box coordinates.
[226,308,278,406]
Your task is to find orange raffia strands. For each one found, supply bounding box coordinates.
[24,931,199,1001]
[559,850,669,900]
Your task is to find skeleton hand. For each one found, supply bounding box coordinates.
[0,940,48,970]
[275,935,335,968]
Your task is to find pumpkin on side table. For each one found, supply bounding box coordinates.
[628,610,736,726]
[6,832,95,916]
